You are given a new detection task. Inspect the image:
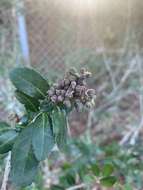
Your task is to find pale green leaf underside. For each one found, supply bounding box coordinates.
[52,108,67,151]
[11,127,38,187]
[32,113,55,161]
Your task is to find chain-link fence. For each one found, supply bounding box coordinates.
[1,0,143,137]
[24,0,143,79]
[23,0,143,140]
[1,1,143,189]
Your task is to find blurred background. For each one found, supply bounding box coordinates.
[0,0,143,189]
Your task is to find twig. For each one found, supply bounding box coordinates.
[129,44,143,145]
[110,60,136,99]
[1,152,11,190]
[41,159,51,188]
[86,109,94,144]
[102,52,116,90]
[130,119,143,145]
[120,128,134,145]
[66,183,86,190]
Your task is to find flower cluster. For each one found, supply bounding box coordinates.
[47,68,96,109]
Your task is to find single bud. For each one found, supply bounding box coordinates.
[48,90,54,96]
[56,90,61,96]
[71,81,77,89]
[64,85,69,90]
[80,68,86,74]
[64,79,70,86]
[74,100,82,111]
[69,68,80,78]
[77,78,86,86]
[75,99,81,104]
[80,96,86,104]
[75,85,85,95]
[65,71,70,79]
[50,87,55,91]
[69,75,77,82]
[86,89,96,98]
[85,102,92,108]
[61,90,66,96]
[69,68,77,74]
[65,90,74,98]
[90,98,95,106]
[63,100,71,108]
[75,85,82,92]
[84,71,92,78]
[53,83,59,88]
[57,96,64,102]
[51,95,57,103]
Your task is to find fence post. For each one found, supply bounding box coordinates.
[17,2,30,66]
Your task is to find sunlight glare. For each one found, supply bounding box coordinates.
[61,0,97,15]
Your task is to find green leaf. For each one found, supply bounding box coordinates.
[83,174,95,184]
[11,127,39,187]
[40,100,54,113]
[100,176,117,187]
[0,122,12,133]
[62,162,72,171]
[91,163,100,176]
[102,163,114,176]
[60,173,75,187]
[123,184,133,190]
[52,108,67,151]
[15,90,39,112]
[0,129,18,154]
[32,113,55,161]
[10,67,49,99]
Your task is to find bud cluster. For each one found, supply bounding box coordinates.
[47,68,96,109]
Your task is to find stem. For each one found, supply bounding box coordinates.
[42,159,51,188]
[1,152,11,190]
[86,109,94,144]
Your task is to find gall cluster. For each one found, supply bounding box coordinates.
[47,68,96,109]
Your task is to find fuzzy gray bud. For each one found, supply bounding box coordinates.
[48,90,54,96]
[77,78,86,86]
[69,75,77,82]
[60,90,65,96]
[71,81,77,89]
[64,79,70,86]
[75,85,85,94]
[51,95,57,103]
[84,71,92,78]
[65,90,74,98]
[69,68,77,74]
[80,68,86,74]
[53,83,59,88]
[86,89,96,97]
[57,96,64,102]
[56,90,61,96]
[63,100,71,108]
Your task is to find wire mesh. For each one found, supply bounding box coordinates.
[1,0,143,139]
[23,0,143,141]
[24,0,127,77]
[24,0,143,79]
